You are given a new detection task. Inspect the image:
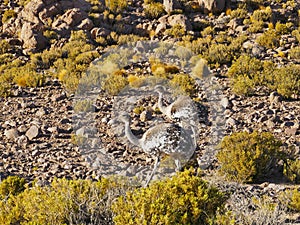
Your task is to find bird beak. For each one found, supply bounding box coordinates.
[108,118,117,125]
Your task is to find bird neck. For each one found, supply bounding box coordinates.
[158,92,168,115]
[124,121,141,147]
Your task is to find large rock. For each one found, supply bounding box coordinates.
[52,8,88,31]
[20,22,48,53]
[167,14,192,31]
[198,0,230,13]
[163,0,181,14]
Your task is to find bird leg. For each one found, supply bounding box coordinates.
[144,156,160,187]
[174,159,181,172]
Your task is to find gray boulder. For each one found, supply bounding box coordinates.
[198,0,230,13]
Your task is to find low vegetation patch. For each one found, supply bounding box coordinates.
[217,131,283,183]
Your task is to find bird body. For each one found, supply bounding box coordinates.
[117,112,195,186]
[155,85,198,124]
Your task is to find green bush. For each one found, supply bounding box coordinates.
[105,0,127,14]
[13,64,45,87]
[0,40,10,54]
[230,8,248,19]
[0,176,26,199]
[206,43,233,67]
[273,64,300,98]
[256,29,280,49]
[165,24,186,38]
[289,189,300,211]
[0,177,131,225]
[102,73,129,95]
[284,159,300,184]
[170,73,197,96]
[232,75,255,96]
[112,170,227,225]
[289,46,300,59]
[217,131,283,183]
[144,2,165,19]
[227,54,263,82]
[275,22,293,35]
[251,7,272,22]
[2,9,16,23]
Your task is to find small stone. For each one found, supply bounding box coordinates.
[226,118,237,127]
[4,128,19,140]
[25,125,40,140]
[220,97,232,109]
[140,110,152,122]
[36,107,47,117]
[269,91,282,104]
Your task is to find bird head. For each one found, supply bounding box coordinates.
[118,112,131,123]
[108,112,131,125]
[154,85,167,94]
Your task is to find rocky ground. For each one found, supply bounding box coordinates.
[0,0,300,223]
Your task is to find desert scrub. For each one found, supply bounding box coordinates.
[112,170,227,225]
[144,2,165,19]
[13,64,45,87]
[102,73,129,95]
[165,24,186,38]
[0,176,26,199]
[217,131,283,183]
[289,46,300,59]
[105,0,127,14]
[289,189,300,211]
[0,177,132,225]
[170,73,197,96]
[284,158,300,184]
[206,43,233,67]
[275,22,293,35]
[292,29,300,42]
[256,29,280,49]
[230,8,248,19]
[74,99,94,113]
[0,40,10,54]
[272,64,300,98]
[2,9,16,23]
[251,6,273,22]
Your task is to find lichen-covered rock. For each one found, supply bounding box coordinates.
[198,0,230,13]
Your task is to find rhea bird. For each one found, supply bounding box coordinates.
[154,85,199,147]
[154,85,198,125]
[110,112,196,186]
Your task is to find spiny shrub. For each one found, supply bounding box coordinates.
[230,8,248,19]
[251,7,272,22]
[284,159,300,184]
[256,29,280,49]
[2,9,16,23]
[275,22,293,35]
[289,46,300,59]
[170,73,197,96]
[289,189,300,211]
[206,43,233,67]
[227,54,263,81]
[231,75,255,96]
[273,64,300,98]
[0,40,10,54]
[74,99,94,113]
[217,131,283,183]
[144,2,165,19]
[13,64,45,87]
[105,0,127,14]
[165,24,186,38]
[112,170,227,225]
[0,177,132,225]
[102,73,129,95]
[0,176,25,199]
